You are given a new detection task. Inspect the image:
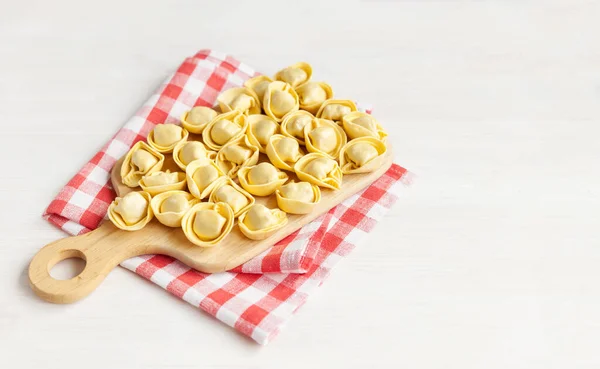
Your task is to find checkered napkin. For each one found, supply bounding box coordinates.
[43,50,412,344]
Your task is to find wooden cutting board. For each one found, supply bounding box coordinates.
[29,148,393,303]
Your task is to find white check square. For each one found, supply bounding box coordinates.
[233,284,267,306]
[105,139,131,159]
[150,268,175,289]
[124,115,146,134]
[170,100,191,118]
[69,189,95,209]
[182,288,205,307]
[62,220,86,235]
[204,272,237,288]
[226,73,245,87]
[87,166,109,187]
[120,256,146,271]
[215,305,240,327]
[183,77,206,95]
[237,63,255,77]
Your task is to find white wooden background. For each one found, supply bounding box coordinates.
[1,1,599,368]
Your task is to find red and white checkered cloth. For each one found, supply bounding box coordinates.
[43,49,412,344]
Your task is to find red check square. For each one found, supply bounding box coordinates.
[206,72,226,91]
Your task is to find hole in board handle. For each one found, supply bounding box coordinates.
[48,249,87,280]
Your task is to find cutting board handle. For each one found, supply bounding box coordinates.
[28,222,134,303]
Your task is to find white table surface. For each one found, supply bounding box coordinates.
[2,1,599,368]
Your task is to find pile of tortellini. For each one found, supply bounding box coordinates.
[108,62,389,247]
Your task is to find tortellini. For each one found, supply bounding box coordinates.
[173,140,217,171]
[238,204,288,241]
[181,106,218,134]
[185,158,226,199]
[245,114,280,153]
[280,110,313,145]
[244,75,273,101]
[339,137,388,174]
[217,87,261,115]
[274,62,312,88]
[342,112,387,141]
[181,202,235,247]
[304,118,347,159]
[147,124,189,153]
[263,81,299,122]
[202,110,247,151]
[111,60,392,248]
[295,81,333,114]
[150,190,199,227]
[276,181,321,214]
[316,99,357,123]
[139,170,186,196]
[266,134,304,172]
[120,141,165,187]
[238,162,288,196]
[216,135,259,178]
[208,177,255,218]
[294,153,343,190]
[108,191,153,231]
